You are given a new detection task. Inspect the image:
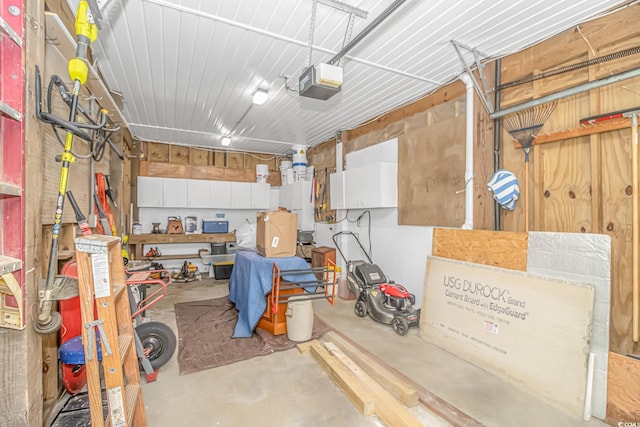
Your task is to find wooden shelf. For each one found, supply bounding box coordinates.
[0,256,21,275]
[0,15,22,46]
[0,100,22,122]
[143,253,203,261]
[514,117,632,147]
[0,180,21,196]
[128,233,236,245]
[44,12,126,126]
[128,233,236,261]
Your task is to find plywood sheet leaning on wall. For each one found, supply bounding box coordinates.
[398,97,466,226]
[421,256,594,418]
[432,228,528,271]
[606,352,640,423]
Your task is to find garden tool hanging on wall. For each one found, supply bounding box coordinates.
[33,1,115,334]
[95,172,116,236]
[502,101,558,231]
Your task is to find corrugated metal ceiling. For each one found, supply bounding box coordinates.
[69,0,630,154]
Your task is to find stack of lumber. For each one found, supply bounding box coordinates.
[300,331,482,427]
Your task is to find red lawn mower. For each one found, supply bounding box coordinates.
[332,231,420,335]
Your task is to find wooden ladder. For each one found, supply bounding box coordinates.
[75,234,147,426]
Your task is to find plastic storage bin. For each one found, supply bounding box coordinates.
[213,261,234,279]
[202,220,229,234]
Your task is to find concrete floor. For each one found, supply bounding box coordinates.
[140,278,608,427]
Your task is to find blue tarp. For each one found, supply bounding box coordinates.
[228,250,317,338]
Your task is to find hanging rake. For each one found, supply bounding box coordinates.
[502,101,558,231]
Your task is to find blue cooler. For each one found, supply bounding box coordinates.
[202,220,229,234]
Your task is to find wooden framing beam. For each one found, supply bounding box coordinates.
[309,340,376,416]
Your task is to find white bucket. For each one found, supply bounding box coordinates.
[285,168,294,184]
[256,164,269,183]
[279,160,292,185]
[286,296,314,342]
[292,144,307,156]
[292,152,307,182]
[132,223,142,235]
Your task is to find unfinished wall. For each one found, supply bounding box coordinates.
[499,4,640,356]
[140,141,285,186]
[343,75,495,230]
[307,138,337,223]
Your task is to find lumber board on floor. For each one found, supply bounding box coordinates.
[323,331,419,407]
[327,330,483,427]
[296,341,312,355]
[309,341,375,416]
[323,342,424,427]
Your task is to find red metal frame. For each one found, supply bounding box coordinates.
[1,0,26,322]
[125,269,172,319]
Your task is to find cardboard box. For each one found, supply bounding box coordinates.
[256,211,297,257]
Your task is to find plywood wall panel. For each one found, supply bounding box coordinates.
[214,151,226,167]
[398,112,465,227]
[243,152,277,173]
[189,147,211,166]
[600,129,636,354]
[226,152,244,169]
[147,142,169,163]
[536,138,593,233]
[432,228,528,271]
[144,161,189,178]
[169,145,190,164]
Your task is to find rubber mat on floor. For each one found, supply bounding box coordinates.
[174,296,331,375]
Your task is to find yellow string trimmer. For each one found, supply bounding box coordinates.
[33,1,101,334]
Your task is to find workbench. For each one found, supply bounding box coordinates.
[128,233,236,260]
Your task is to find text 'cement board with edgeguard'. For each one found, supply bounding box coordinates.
[420,256,594,418]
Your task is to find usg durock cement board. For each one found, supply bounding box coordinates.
[420,256,595,417]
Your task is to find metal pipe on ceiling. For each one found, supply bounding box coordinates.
[142,0,440,85]
[328,0,407,66]
[490,67,640,119]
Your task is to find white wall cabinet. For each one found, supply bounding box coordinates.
[187,179,210,208]
[210,181,232,208]
[329,172,345,210]
[277,180,314,230]
[163,178,188,207]
[331,162,397,209]
[231,182,252,208]
[251,183,270,209]
[138,177,271,210]
[137,176,165,207]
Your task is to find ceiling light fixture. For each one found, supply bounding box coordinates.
[221,136,231,146]
[252,88,269,105]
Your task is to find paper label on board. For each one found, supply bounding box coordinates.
[271,236,279,248]
[107,386,126,427]
[91,253,110,298]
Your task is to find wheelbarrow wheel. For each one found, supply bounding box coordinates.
[135,321,176,371]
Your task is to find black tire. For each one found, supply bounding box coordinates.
[354,300,368,318]
[135,321,177,371]
[391,316,409,336]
